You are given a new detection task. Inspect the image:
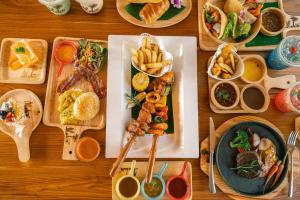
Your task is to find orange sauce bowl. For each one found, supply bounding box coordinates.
[76,137,100,162]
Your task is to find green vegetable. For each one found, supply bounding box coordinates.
[234,23,251,42]
[154,116,164,123]
[230,129,251,151]
[221,12,238,40]
[205,9,215,23]
[78,39,107,71]
[231,160,261,174]
[217,89,230,102]
[15,47,25,53]
[163,85,172,96]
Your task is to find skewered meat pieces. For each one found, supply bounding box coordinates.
[148,71,174,95]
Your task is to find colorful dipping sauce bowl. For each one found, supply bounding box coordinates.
[141,163,168,200]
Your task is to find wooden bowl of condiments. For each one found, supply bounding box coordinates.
[240,84,269,113]
[210,80,240,110]
[260,7,286,36]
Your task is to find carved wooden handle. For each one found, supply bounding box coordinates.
[146,135,159,183]
[110,134,137,177]
[14,136,30,162]
[62,126,82,160]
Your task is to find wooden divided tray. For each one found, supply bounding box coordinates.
[208,55,296,113]
[116,0,192,28]
[198,0,300,51]
[43,37,106,160]
[0,38,48,84]
[200,116,300,200]
[112,161,192,200]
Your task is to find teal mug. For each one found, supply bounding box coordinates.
[141,163,168,200]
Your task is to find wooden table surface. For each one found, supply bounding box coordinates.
[0,0,299,199]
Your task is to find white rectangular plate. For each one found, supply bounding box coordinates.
[106,35,199,158]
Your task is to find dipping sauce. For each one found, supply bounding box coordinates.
[214,83,237,107]
[290,85,300,110]
[243,59,263,82]
[243,87,265,110]
[168,178,187,198]
[262,12,283,32]
[76,137,100,162]
[119,177,139,198]
[144,177,163,198]
[57,44,75,63]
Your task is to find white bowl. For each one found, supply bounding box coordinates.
[207,44,244,81]
[131,33,173,77]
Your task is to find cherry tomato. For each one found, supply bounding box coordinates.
[290,47,297,54]
[205,23,213,30]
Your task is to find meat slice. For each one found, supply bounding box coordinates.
[57,70,83,93]
[236,151,262,179]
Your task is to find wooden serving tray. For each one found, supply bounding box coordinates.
[208,55,296,114]
[116,0,192,28]
[0,38,48,84]
[43,37,106,160]
[198,0,300,51]
[112,161,192,200]
[200,116,300,200]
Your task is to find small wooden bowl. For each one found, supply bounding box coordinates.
[76,137,100,162]
[260,7,286,36]
[202,2,262,46]
[240,84,269,113]
[210,80,240,110]
[240,55,267,84]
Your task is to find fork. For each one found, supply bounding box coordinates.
[287,130,298,198]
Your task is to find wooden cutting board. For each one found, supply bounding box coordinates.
[43,37,106,161]
[200,115,300,200]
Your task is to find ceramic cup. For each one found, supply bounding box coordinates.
[38,0,71,15]
[76,0,103,14]
[116,160,140,200]
[166,161,191,200]
[141,163,168,200]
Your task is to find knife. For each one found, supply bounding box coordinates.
[209,117,216,193]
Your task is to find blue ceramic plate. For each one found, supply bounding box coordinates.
[215,121,288,196]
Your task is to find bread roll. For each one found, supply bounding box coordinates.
[73,92,100,121]
[139,0,170,24]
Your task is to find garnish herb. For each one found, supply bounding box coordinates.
[15,47,25,53]
[230,129,251,151]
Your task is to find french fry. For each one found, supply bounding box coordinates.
[147,67,161,75]
[224,58,231,66]
[141,64,147,71]
[229,53,235,71]
[141,37,147,50]
[144,49,152,63]
[132,55,139,66]
[138,50,144,67]
[142,50,148,64]
[151,51,157,63]
[219,63,234,74]
[146,60,172,69]
[152,44,159,56]
[217,56,224,64]
[146,36,151,50]
[157,52,163,62]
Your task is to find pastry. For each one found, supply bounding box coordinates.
[139,0,170,24]
[126,0,162,3]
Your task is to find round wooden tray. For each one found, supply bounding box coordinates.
[116,0,192,28]
[200,115,300,200]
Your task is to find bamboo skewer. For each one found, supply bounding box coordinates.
[110,133,137,177]
[146,134,159,183]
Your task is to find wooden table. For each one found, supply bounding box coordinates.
[0,0,299,199]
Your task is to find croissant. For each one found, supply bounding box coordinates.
[126,0,163,3]
[139,0,170,24]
